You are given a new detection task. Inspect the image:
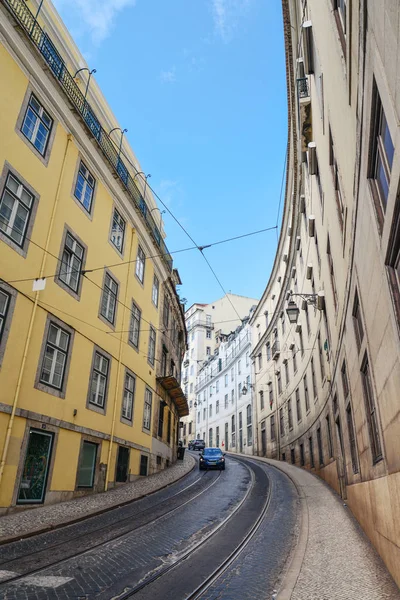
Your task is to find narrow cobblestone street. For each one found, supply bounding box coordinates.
[0,453,398,599]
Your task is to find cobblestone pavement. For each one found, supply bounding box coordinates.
[241,455,400,600]
[0,453,195,542]
[196,458,300,600]
[0,456,251,599]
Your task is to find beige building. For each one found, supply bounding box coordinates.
[181,294,257,445]
[251,0,400,587]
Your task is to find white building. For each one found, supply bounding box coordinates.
[194,314,255,455]
[181,293,257,446]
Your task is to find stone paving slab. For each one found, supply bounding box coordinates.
[229,454,400,600]
[0,454,195,543]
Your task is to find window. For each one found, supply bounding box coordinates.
[224,394,228,409]
[327,236,338,310]
[206,346,211,356]
[329,129,345,229]
[238,360,241,375]
[269,383,273,408]
[74,162,95,212]
[281,312,285,335]
[217,399,220,414]
[190,383,193,393]
[231,389,234,404]
[225,374,228,387]
[231,415,236,446]
[209,428,213,447]
[284,360,289,386]
[206,330,211,339]
[296,388,302,422]
[247,405,252,445]
[216,379,219,393]
[122,372,135,421]
[352,290,364,350]
[152,275,159,307]
[309,436,315,468]
[206,314,212,326]
[277,371,282,395]
[317,427,324,465]
[100,273,118,325]
[158,400,165,437]
[361,354,382,462]
[0,289,10,345]
[280,408,285,436]
[292,346,297,373]
[341,360,350,399]
[209,385,213,397]
[163,296,170,329]
[311,357,317,400]
[143,388,152,430]
[238,383,242,397]
[135,245,145,283]
[288,398,293,429]
[197,411,200,423]
[89,351,109,408]
[318,333,325,381]
[21,94,53,156]
[0,172,34,247]
[203,408,206,421]
[246,351,249,366]
[270,415,276,441]
[77,442,97,488]
[40,323,70,389]
[303,375,310,412]
[346,404,359,474]
[326,414,333,458]
[291,448,295,464]
[304,304,311,336]
[258,353,262,369]
[266,342,271,361]
[110,209,125,252]
[148,326,156,366]
[369,81,394,221]
[300,443,305,466]
[59,232,84,293]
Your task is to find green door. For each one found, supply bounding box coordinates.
[18,429,54,504]
[77,441,98,488]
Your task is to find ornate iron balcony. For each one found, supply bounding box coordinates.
[297,77,310,99]
[2,0,173,272]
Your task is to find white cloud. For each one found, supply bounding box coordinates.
[160,67,177,84]
[54,0,135,46]
[211,0,252,43]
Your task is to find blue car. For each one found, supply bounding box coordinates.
[199,448,225,471]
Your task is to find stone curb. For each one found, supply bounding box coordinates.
[0,454,196,545]
[226,452,309,600]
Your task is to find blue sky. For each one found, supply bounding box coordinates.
[54,0,287,308]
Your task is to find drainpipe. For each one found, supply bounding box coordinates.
[104,228,134,491]
[0,134,72,490]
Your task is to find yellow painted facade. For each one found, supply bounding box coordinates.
[0,0,187,511]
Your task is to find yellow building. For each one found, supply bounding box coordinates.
[0,0,187,512]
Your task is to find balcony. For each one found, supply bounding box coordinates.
[186,320,214,333]
[2,0,173,272]
[272,340,280,361]
[297,78,312,153]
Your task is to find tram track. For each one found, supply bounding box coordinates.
[0,468,221,588]
[108,456,271,600]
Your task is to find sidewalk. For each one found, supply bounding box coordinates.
[232,454,400,600]
[0,453,195,543]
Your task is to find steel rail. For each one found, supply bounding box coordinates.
[0,470,221,587]
[116,457,263,599]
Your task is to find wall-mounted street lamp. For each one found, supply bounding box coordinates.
[286,291,325,324]
[109,127,128,163]
[73,67,97,101]
[241,383,255,396]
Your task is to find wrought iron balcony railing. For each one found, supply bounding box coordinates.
[297,77,310,99]
[2,0,173,272]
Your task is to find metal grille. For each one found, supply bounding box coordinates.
[3,0,173,272]
[297,77,309,99]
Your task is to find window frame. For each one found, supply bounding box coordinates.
[20,93,53,158]
[360,353,382,464]
[135,244,146,284]
[128,301,141,350]
[87,348,111,413]
[152,274,159,308]
[73,160,96,214]
[56,228,86,300]
[35,316,74,399]
[99,271,119,327]
[148,325,156,367]
[0,282,17,368]
[110,208,126,255]
[121,369,135,424]
[143,388,153,431]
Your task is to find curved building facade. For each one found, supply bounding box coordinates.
[251,0,400,586]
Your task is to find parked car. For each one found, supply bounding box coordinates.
[199,447,225,470]
[191,439,205,451]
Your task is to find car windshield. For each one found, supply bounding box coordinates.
[203,448,222,456]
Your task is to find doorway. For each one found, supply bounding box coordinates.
[116,446,130,483]
[18,429,54,504]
